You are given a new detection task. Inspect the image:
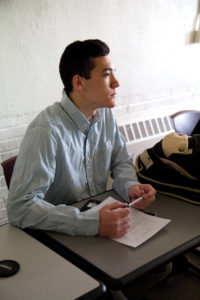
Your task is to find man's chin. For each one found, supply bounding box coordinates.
[108,96,117,107]
[110,99,117,108]
[101,98,117,108]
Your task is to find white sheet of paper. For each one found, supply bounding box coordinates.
[90,196,171,247]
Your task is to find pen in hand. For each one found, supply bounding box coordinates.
[127,195,144,208]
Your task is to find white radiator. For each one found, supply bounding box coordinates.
[119,115,174,161]
[107,115,175,189]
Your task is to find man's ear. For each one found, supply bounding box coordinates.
[72,75,84,91]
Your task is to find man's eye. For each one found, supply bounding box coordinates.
[104,73,110,77]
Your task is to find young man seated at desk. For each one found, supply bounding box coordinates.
[7,39,171,299]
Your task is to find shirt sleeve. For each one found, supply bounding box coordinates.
[110,117,140,202]
[6,125,99,236]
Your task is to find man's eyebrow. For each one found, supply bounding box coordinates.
[102,67,116,73]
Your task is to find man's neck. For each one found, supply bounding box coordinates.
[69,93,96,120]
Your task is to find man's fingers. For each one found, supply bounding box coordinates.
[133,195,155,209]
[111,224,130,238]
[106,201,128,210]
[118,214,130,226]
[102,202,129,216]
[98,201,130,238]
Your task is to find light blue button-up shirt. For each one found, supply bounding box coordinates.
[7,91,139,235]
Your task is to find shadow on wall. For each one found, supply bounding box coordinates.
[189,0,200,43]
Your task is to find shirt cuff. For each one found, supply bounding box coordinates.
[74,209,100,236]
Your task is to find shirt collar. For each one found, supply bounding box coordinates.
[60,90,101,134]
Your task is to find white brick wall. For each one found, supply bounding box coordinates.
[0,112,37,202]
[113,85,200,124]
[0,198,8,226]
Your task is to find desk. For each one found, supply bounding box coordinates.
[0,224,105,300]
[29,191,200,290]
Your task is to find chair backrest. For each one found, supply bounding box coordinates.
[170,110,200,136]
[1,156,17,189]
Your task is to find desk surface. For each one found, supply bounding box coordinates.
[0,224,105,300]
[33,191,200,289]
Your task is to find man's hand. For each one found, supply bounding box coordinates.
[98,202,130,238]
[128,184,156,209]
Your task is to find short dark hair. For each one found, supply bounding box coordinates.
[59,39,110,95]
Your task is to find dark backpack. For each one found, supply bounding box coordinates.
[135,132,200,205]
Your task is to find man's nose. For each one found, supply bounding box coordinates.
[111,74,120,88]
